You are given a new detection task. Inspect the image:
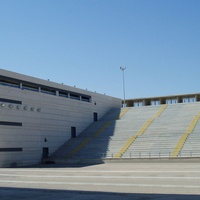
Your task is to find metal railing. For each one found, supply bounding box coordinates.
[50,151,200,160]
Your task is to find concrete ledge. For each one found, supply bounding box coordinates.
[47,157,200,167]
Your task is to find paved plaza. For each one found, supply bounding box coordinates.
[0,160,200,200]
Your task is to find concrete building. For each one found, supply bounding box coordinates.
[126,94,200,107]
[0,69,121,167]
[1,69,200,167]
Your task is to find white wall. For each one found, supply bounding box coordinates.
[0,70,121,167]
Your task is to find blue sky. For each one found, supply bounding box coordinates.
[0,0,200,99]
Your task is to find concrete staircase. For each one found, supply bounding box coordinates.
[49,102,200,162]
[49,108,123,160]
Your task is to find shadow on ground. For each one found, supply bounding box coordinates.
[0,187,199,200]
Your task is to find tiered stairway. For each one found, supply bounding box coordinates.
[49,102,200,162]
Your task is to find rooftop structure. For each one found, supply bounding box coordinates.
[126,93,200,107]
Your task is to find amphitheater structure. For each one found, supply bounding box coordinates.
[0,69,200,167]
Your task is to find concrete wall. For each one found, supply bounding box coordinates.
[0,69,121,167]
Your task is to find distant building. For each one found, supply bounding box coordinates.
[126,94,199,107]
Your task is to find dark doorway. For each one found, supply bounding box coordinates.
[93,112,98,122]
[71,126,76,138]
[42,147,49,159]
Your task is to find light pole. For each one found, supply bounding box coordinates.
[120,66,126,108]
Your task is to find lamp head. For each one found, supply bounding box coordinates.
[120,66,126,71]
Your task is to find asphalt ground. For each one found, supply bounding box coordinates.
[0,160,200,200]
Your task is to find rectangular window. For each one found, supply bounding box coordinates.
[82,96,90,102]
[134,101,144,107]
[166,99,172,104]
[134,102,139,107]
[0,148,23,152]
[166,99,177,104]
[189,97,196,102]
[70,94,80,100]
[172,99,178,104]
[59,92,68,98]
[0,80,19,88]
[182,97,196,103]
[151,100,160,106]
[71,127,76,138]
[22,84,38,92]
[42,147,49,159]
[139,101,143,106]
[0,98,22,104]
[93,112,98,122]
[41,88,56,95]
[0,121,22,126]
